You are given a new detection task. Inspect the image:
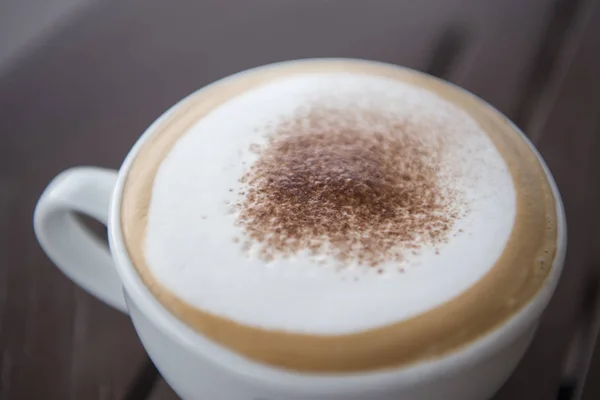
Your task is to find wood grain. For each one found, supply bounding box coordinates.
[495,1,600,399]
[584,340,600,399]
[448,0,559,118]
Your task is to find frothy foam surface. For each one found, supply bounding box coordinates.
[144,73,516,334]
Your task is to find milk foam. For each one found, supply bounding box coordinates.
[144,73,516,335]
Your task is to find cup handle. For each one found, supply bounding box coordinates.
[34,167,128,313]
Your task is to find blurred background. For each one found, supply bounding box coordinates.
[1,0,600,399]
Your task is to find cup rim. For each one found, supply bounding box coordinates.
[108,57,567,390]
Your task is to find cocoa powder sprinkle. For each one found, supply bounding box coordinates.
[236,103,462,266]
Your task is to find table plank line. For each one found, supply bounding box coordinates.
[424,26,471,79]
[513,0,587,131]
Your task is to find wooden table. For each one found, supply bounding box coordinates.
[2,0,600,398]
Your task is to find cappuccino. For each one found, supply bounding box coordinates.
[121,60,557,373]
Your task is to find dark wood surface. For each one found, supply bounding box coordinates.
[1,0,600,399]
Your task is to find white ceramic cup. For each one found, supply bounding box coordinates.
[34,59,566,400]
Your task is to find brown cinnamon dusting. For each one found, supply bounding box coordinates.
[236,104,462,266]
